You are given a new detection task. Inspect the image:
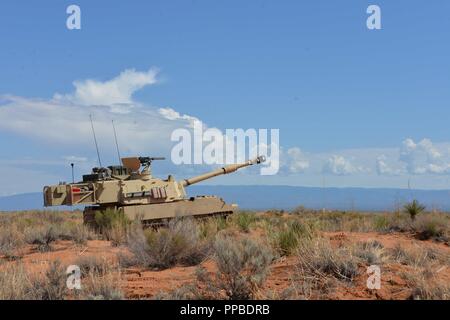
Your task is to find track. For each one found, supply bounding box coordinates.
[140,211,234,228]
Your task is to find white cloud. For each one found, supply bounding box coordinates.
[376,154,402,176]
[0,69,196,157]
[54,68,158,107]
[399,138,450,174]
[323,155,368,176]
[158,107,200,128]
[285,147,309,173]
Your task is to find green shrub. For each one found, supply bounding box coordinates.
[274,229,299,256]
[94,208,129,230]
[373,215,390,231]
[270,220,315,256]
[94,209,130,245]
[404,200,426,221]
[412,213,449,241]
[233,212,256,232]
[199,216,229,239]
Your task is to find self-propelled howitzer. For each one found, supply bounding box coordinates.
[43,156,265,224]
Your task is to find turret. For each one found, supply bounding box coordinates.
[181,156,266,187]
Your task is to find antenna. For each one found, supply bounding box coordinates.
[112,120,122,164]
[70,163,75,183]
[322,175,326,213]
[408,176,413,201]
[89,114,103,167]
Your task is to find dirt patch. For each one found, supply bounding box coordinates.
[1,231,449,300]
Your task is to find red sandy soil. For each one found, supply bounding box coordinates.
[2,232,449,300]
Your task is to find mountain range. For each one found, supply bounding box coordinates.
[1,186,450,212]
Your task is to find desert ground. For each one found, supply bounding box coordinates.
[0,207,449,300]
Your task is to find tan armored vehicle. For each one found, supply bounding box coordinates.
[44,156,265,225]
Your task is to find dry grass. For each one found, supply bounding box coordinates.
[297,238,359,282]
[0,263,33,299]
[287,209,449,241]
[24,225,59,252]
[0,225,25,260]
[404,272,450,300]
[70,224,97,246]
[0,261,67,300]
[290,211,377,232]
[0,258,123,300]
[81,272,124,300]
[161,234,274,300]
[389,244,447,269]
[412,213,449,241]
[31,261,68,300]
[126,218,211,270]
[75,255,110,277]
[0,210,96,254]
[210,234,273,299]
[283,235,363,299]
[0,209,449,300]
[352,240,387,265]
[74,254,123,300]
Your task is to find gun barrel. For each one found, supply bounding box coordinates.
[181,156,266,187]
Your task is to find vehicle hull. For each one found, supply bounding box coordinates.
[83,196,237,225]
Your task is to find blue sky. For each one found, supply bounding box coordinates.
[1,1,450,194]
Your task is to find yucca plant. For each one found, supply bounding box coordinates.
[404,199,426,221]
